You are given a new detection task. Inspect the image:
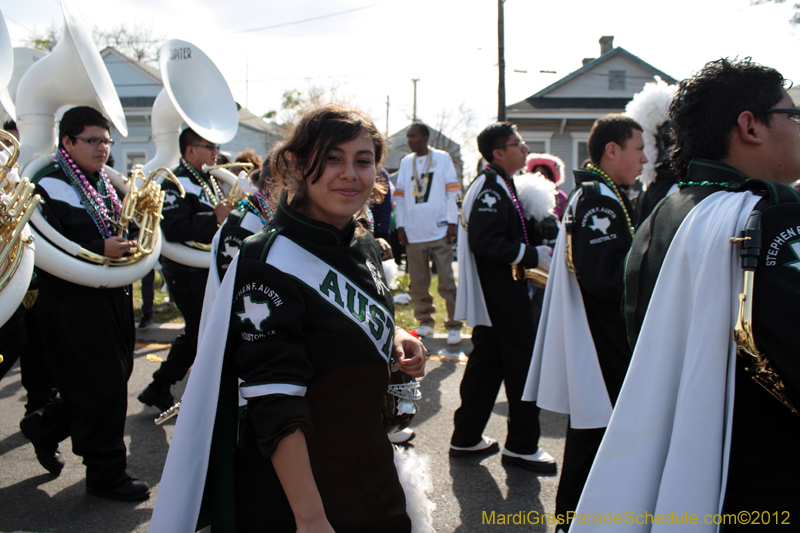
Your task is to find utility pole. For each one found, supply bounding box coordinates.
[498,0,506,122]
[385,95,390,137]
[245,54,249,110]
[411,78,420,122]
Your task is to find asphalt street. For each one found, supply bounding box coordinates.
[0,328,567,533]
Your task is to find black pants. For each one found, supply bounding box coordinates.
[153,266,208,384]
[555,424,606,531]
[0,299,58,414]
[37,275,134,488]
[451,323,542,454]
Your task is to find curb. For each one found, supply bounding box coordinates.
[420,332,473,361]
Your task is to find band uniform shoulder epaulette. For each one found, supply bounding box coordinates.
[241,224,284,263]
[30,161,61,184]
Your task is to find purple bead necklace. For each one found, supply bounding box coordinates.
[489,165,530,245]
[57,149,122,238]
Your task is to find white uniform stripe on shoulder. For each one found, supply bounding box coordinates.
[239,383,307,399]
[37,177,83,209]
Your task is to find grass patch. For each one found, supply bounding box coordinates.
[131,271,184,324]
[391,272,453,334]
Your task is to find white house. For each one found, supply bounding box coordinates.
[507,36,676,191]
[101,47,282,175]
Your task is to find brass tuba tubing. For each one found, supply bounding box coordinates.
[0,130,20,189]
[0,131,40,278]
[202,163,253,206]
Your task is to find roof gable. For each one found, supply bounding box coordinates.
[101,47,162,100]
[530,48,675,99]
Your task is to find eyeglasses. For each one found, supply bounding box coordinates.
[756,108,800,126]
[192,143,220,151]
[74,135,114,147]
[504,140,528,149]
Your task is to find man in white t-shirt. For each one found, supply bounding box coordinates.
[394,123,463,344]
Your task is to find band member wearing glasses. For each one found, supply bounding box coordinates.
[524,114,646,529]
[21,106,149,501]
[139,128,233,413]
[573,58,800,530]
[451,122,556,473]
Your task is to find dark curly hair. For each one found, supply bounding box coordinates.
[669,58,785,178]
[270,104,387,211]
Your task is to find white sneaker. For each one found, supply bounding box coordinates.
[416,324,434,337]
[450,435,499,457]
[447,329,461,345]
[501,448,557,473]
[388,427,415,444]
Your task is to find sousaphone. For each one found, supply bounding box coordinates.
[16,0,169,289]
[142,39,239,268]
[0,8,40,328]
[0,48,46,127]
[16,0,127,169]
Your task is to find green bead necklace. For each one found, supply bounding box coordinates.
[585,163,635,237]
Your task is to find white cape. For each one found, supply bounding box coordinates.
[571,191,760,532]
[522,188,613,429]
[149,254,240,533]
[197,221,225,341]
[454,174,512,328]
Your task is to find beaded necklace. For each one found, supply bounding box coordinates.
[585,163,635,237]
[181,158,222,204]
[678,180,734,189]
[237,189,275,224]
[412,147,433,199]
[489,165,530,245]
[56,148,122,238]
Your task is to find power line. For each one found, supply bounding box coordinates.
[232,3,380,33]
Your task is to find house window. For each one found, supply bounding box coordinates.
[609,70,626,91]
[577,142,590,168]
[125,151,147,175]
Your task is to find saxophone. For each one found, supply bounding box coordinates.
[731,209,798,416]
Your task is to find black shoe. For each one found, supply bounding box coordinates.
[138,381,174,412]
[34,445,65,476]
[87,479,151,502]
[137,315,153,330]
[20,415,65,476]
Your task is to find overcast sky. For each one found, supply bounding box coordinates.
[3,0,800,156]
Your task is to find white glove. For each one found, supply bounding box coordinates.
[536,245,553,272]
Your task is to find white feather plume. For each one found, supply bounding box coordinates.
[624,76,676,188]
[514,172,556,221]
[382,258,399,290]
[394,445,436,533]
